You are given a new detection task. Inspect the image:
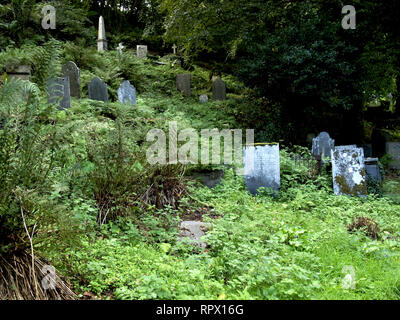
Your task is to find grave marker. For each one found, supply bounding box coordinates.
[62,61,80,98]
[47,77,70,110]
[117,80,136,105]
[386,142,400,169]
[97,16,107,51]
[176,73,191,96]
[137,45,148,58]
[243,143,280,195]
[331,146,367,197]
[88,77,108,102]
[212,78,226,101]
[312,132,335,160]
[199,94,208,104]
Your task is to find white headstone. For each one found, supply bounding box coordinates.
[97,16,107,51]
[199,94,208,104]
[117,43,125,54]
[137,45,148,58]
[312,132,335,160]
[243,144,280,195]
[331,146,367,197]
[172,44,177,55]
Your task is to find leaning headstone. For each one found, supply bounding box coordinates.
[5,65,31,80]
[176,73,191,96]
[97,16,107,51]
[312,132,335,160]
[199,94,209,104]
[136,45,148,58]
[331,146,367,197]
[365,158,382,184]
[47,77,70,110]
[212,78,226,101]
[117,80,136,105]
[62,61,80,98]
[88,77,108,102]
[243,143,280,195]
[386,142,400,169]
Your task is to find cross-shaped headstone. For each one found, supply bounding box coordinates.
[117,43,125,54]
[172,44,177,55]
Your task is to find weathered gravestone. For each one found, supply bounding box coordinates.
[312,132,335,160]
[47,77,71,110]
[331,146,367,197]
[386,142,400,169]
[137,45,148,58]
[62,61,80,98]
[199,94,208,104]
[176,73,191,96]
[88,77,108,102]
[5,65,31,80]
[212,78,226,101]
[97,16,107,51]
[365,158,382,184]
[117,80,136,105]
[117,43,125,54]
[243,143,280,195]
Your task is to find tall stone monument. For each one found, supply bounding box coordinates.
[97,16,107,51]
[62,61,80,98]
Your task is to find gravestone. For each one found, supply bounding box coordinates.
[47,77,70,110]
[243,143,280,195]
[365,158,382,184]
[88,77,108,102]
[62,61,80,98]
[386,142,400,169]
[172,44,177,55]
[137,45,148,58]
[331,146,367,197]
[176,73,191,96]
[191,170,224,188]
[117,80,136,105]
[312,132,335,160]
[199,94,208,104]
[212,78,226,101]
[5,65,31,80]
[97,16,107,51]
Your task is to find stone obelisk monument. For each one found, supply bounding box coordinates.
[97,16,107,51]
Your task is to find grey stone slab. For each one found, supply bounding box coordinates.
[386,142,400,169]
[137,45,148,58]
[212,78,226,101]
[312,132,335,160]
[365,164,382,184]
[178,221,212,249]
[117,80,136,105]
[88,77,108,102]
[331,146,367,197]
[176,73,191,96]
[5,65,31,80]
[243,144,280,195]
[46,77,70,110]
[191,170,224,188]
[199,94,208,104]
[62,61,80,98]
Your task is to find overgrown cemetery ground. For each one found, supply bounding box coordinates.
[1,42,400,300]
